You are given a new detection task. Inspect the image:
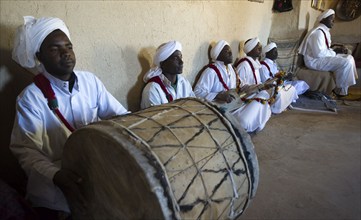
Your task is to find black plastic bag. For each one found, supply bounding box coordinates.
[273,0,293,12]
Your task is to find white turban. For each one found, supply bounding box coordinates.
[210,40,229,61]
[317,9,335,22]
[262,42,277,56]
[12,16,71,69]
[153,40,182,66]
[243,37,259,54]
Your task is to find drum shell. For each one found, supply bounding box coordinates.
[63,98,258,219]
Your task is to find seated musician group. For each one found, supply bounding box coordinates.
[141,39,306,133]
[9,10,358,218]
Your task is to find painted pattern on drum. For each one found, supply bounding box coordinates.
[114,98,251,219]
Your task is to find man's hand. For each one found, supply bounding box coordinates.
[333,46,348,54]
[239,84,259,94]
[263,83,276,90]
[215,91,235,103]
[53,169,86,214]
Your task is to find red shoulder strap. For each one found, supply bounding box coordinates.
[260,61,273,77]
[148,76,173,102]
[208,64,229,91]
[318,28,330,48]
[234,58,258,84]
[34,74,75,132]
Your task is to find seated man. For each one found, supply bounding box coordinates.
[298,9,357,97]
[141,40,195,109]
[260,42,309,95]
[260,43,310,98]
[194,40,271,133]
[235,38,297,114]
[11,16,128,219]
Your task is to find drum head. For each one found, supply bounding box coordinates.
[63,123,176,220]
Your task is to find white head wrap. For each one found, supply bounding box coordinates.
[210,40,229,61]
[153,40,182,67]
[317,9,335,22]
[144,41,182,83]
[262,42,277,56]
[243,37,259,54]
[12,16,71,69]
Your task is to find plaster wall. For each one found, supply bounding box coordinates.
[0,0,360,189]
[0,0,274,112]
[298,0,361,42]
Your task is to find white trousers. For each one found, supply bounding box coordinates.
[232,90,271,133]
[271,84,298,114]
[285,80,309,95]
[305,54,357,95]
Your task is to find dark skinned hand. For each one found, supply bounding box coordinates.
[53,169,87,214]
[215,91,235,103]
[333,46,348,54]
[239,84,258,94]
[263,83,276,90]
[261,79,276,90]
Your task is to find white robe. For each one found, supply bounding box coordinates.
[298,24,357,95]
[141,72,195,109]
[260,58,309,95]
[194,61,271,132]
[10,69,128,212]
[236,57,296,114]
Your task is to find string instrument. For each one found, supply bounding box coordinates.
[215,71,287,113]
[240,71,287,98]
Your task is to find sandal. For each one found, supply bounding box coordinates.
[332,89,347,98]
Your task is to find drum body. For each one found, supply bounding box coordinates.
[63,98,258,220]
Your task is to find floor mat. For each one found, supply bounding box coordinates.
[292,93,337,113]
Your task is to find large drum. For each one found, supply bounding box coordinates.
[62,98,258,220]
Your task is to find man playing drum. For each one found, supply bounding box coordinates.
[10,16,128,219]
[141,40,195,109]
[194,40,271,133]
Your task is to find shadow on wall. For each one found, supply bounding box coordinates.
[192,42,212,89]
[126,47,154,112]
[0,47,32,195]
[233,40,247,67]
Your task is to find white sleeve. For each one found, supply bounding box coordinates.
[309,30,336,58]
[236,63,252,85]
[140,82,166,109]
[259,65,271,83]
[10,97,60,180]
[184,79,196,98]
[194,68,219,101]
[93,75,129,117]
